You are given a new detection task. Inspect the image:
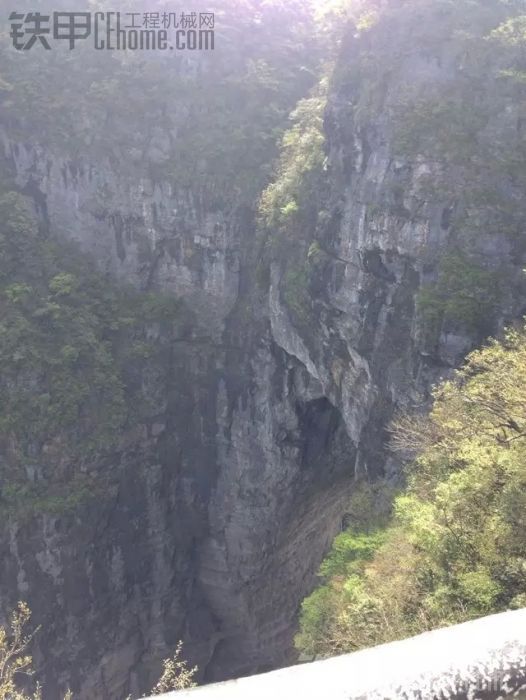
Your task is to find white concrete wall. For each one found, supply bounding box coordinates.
[147,608,526,699]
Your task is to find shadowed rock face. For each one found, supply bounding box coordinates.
[2,6,526,699]
[0,130,364,697]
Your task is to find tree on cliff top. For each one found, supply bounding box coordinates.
[296,325,526,656]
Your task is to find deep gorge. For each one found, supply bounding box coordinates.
[1,1,526,697]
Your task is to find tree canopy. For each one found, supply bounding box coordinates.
[296,325,526,656]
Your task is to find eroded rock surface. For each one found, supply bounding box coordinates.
[1,5,526,698]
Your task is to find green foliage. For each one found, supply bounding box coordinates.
[0,478,98,519]
[417,251,502,339]
[0,602,42,700]
[297,327,526,656]
[257,81,330,324]
[490,14,526,45]
[330,0,526,347]
[0,188,181,514]
[391,88,488,165]
[281,265,311,325]
[259,90,327,234]
[0,601,194,698]
[318,531,387,579]
[0,1,329,205]
[150,641,198,695]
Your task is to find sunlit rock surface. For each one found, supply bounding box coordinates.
[1,5,526,698]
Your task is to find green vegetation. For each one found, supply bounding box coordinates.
[387,0,526,216]
[259,89,327,235]
[281,265,312,326]
[0,0,328,205]
[255,0,381,322]
[150,641,198,695]
[0,602,42,700]
[0,603,196,699]
[2,0,526,670]
[296,327,526,656]
[0,186,181,515]
[257,83,328,325]
[0,477,97,519]
[257,0,526,331]
[319,0,526,354]
[417,251,502,340]
[258,0,378,236]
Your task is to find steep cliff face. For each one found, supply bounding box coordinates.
[2,1,526,698]
[267,0,526,482]
[1,126,360,695]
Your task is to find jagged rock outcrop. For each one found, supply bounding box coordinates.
[1,2,526,698]
[1,126,362,696]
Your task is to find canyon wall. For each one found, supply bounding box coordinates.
[1,2,526,697]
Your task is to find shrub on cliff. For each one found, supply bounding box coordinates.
[296,326,526,656]
[0,603,196,698]
[0,186,182,516]
[0,602,42,700]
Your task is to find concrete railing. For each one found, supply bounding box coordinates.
[147,608,526,699]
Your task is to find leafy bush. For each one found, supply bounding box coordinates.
[0,1,325,205]
[0,188,181,514]
[259,91,327,235]
[417,251,502,339]
[297,326,526,655]
[0,603,196,698]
